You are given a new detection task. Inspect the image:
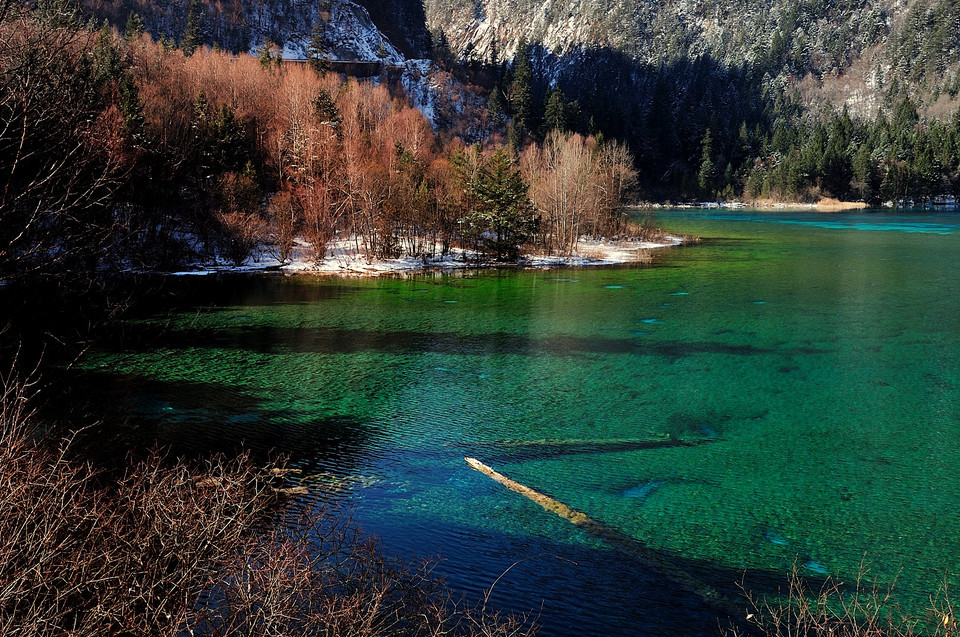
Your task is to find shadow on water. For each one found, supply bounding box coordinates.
[129,273,367,312]
[54,370,381,474]
[98,324,834,360]
[382,516,826,637]
[457,436,723,463]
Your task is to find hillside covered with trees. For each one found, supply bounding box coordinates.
[422,0,960,203]
[71,0,960,204]
[0,0,644,357]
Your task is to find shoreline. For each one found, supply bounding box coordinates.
[640,197,869,212]
[169,235,687,278]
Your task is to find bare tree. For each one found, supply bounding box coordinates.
[522,132,637,255]
[0,6,127,287]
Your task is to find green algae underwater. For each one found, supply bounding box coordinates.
[80,209,960,635]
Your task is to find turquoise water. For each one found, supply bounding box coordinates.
[81,209,960,635]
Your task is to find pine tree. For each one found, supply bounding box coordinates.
[124,12,145,42]
[508,40,534,137]
[486,86,506,132]
[211,103,247,172]
[698,128,716,196]
[257,41,280,69]
[465,150,537,261]
[313,89,341,128]
[181,0,202,56]
[307,20,330,73]
[852,143,874,201]
[431,29,453,70]
[118,72,146,144]
[91,26,123,86]
[35,0,81,28]
[541,88,568,136]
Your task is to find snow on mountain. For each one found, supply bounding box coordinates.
[280,0,405,65]
[243,0,453,129]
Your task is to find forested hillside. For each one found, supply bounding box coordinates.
[71,0,960,203]
[3,0,957,230]
[424,0,960,114]
[0,0,637,294]
[423,0,960,202]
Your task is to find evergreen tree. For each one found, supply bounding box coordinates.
[465,150,537,261]
[124,12,145,42]
[541,87,568,136]
[91,26,123,87]
[508,40,534,136]
[257,41,281,69]
[852,142,875,201]
[210,103,248,173]
[487,85,507,131]
[191,92,211,173]
[35,0,81,28]
[698,128,716,195]
[118,72,146,144]
[181,0,202,56]
[722,162,735,197]
[506,121,521,151]
[307,21,330,73]
[431,28,453,70]
[313,89,341,128]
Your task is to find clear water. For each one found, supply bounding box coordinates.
[80,209,960,636]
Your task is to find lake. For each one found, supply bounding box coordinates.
[79,209,960,635]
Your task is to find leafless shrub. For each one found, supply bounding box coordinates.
[266,187,300,264]
[188,505,538,637]
[0,369,277,636]
[216,210,266,266]
[215,171,266,266]
[299,185,338,263]
[0,369,537,637]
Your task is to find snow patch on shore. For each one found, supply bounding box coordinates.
[169,235,684,277]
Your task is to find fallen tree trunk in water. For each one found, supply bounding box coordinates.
[456,435,720,462]
[464,434,717,449]
[464,456,740,616]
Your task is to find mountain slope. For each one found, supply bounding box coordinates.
[424,0,960,120]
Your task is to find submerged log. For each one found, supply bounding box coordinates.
[466,434,714,448]
[464,457,739,614]
[458,435,719,462]
[473,435,673,447]
[465,457,592,525]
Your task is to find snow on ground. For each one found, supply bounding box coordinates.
[170,235,684,277]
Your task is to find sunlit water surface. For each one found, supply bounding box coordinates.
[80,209,960,635]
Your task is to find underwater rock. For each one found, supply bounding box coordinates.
[621,480,663,501]
[764,529,790,546]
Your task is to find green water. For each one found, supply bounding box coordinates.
[81,209,960,635]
